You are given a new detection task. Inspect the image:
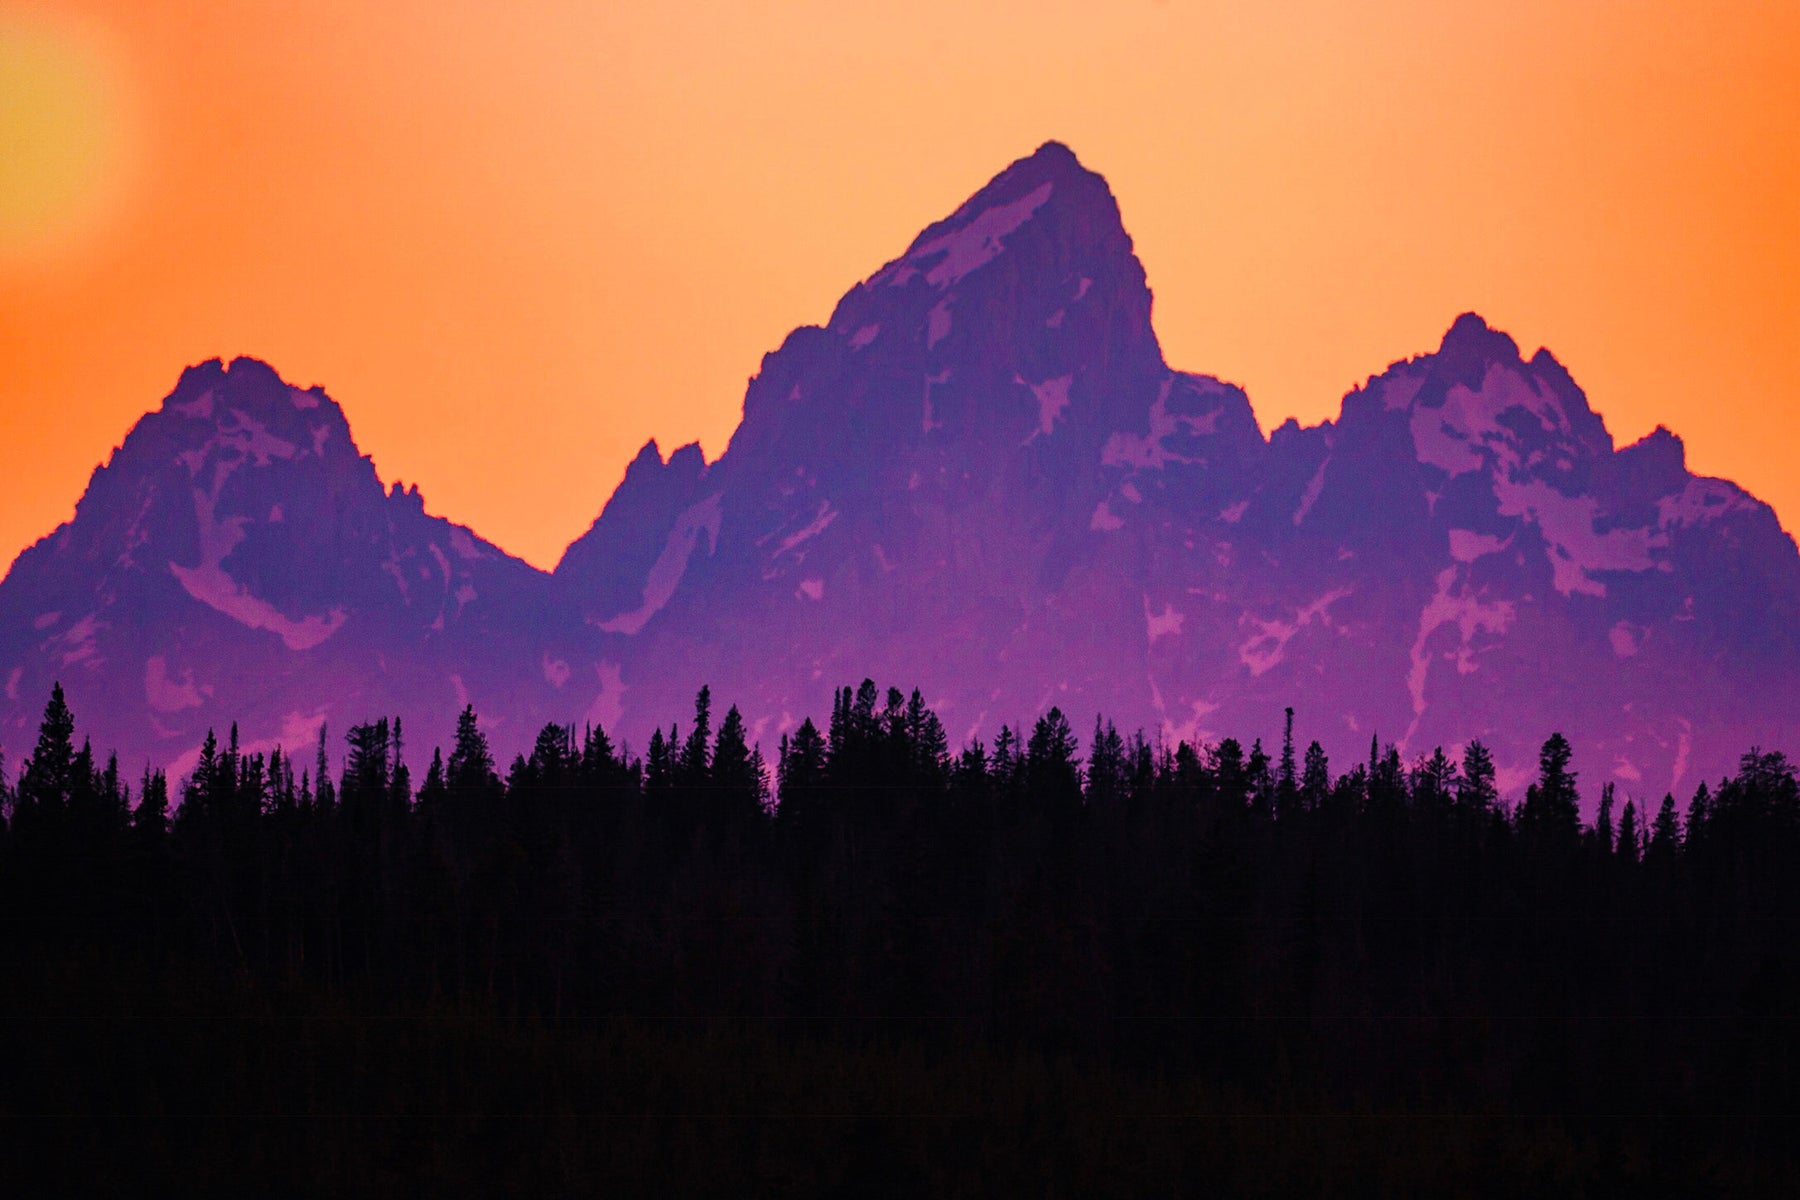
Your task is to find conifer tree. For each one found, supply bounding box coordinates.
[1414,747,1457,814]
[711,704,760,823]
[134,767,169,841]
[1086,716,1127,809]
[645,727,674,803]
[18,682,77,821]
[1595,782,1616,855]
[777,718,827,820]
[680,686,713,789]
[1300,741,1330,813]
[314,721,335,812]
[1276,707,1298,818]
[1247,738,1274,816]
[1211,738,1247,812]
[417,748,447,815]
[905,689,949,791]
[1616,798,1640,864]
[1648,793,1681,864]
[1457,740,1498,814]
[1685,781,1712,849]
[1521,733,1580,846]
[1026,708,1080,808]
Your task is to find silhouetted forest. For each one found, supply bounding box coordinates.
[5,682,1799,1192]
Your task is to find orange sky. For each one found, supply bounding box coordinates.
[3,0,1798,571]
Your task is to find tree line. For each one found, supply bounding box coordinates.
[4,678,1798,1032]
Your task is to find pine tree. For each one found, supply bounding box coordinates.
[1595,782,1616,855]
[1085,716,1127,809]
[181,729,221,827]
[1457,740,1498,815]
[134,767,169,841]
[1300,741,1330,813]
[1026,707,1081,809]
[1276,707,1298,818]
[777,718,827,820]
[1648,793,1681,864]
[1521,733,1580,847]
[417,748,447,815]
[645,727,675,803]
[711,704,760,824]
[1249,738,1273,815]
[314,721,336,812]
[389,716,411,815]
[1414,747,1458,814]
[905,689,949,793]
[1685,781,1712,849]
[17,682,77,822]
[1212,738,1247,812]
[1616,798,1640,864]
[680,686,713,789]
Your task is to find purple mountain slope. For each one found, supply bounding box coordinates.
[4,142,1797,800]
[0,357,598,776]
[557,142,1800,797]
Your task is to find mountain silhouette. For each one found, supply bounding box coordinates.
[0,357,593,776]
[4,142,1796,798]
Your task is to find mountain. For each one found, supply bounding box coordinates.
[0,357,596,776]
[556,142,1800,797]
[5,141,1798,799]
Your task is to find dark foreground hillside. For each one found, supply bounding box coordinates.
[4,681,1800,1193]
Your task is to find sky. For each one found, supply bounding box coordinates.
[2,0,1798,572]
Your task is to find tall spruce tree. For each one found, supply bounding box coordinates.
[1457,740,1498,815]
[17,682,77,821]
[1521,733,1580,847]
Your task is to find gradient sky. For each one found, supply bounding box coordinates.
[3,0,1798,571]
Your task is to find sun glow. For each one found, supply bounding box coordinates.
[0,8,134,264]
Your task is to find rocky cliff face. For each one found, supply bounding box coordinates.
[7,142,1797,800]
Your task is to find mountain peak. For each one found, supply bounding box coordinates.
[1433,312,1525,377]
[891,140,1127,279]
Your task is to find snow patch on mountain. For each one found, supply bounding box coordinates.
[169,483,348,651]
[1659,477,1751,528]
[61,613,104,666]
[145,655,206,713]
[585,661,625,731]
[1293,462,1327,526]
[1102,377,1221,470]
[772,501,838,558]
[1407,568,1516,740]
[1144,597,1184,642]
[172,390,214,419]
[1239,591,1351,677]
[599,494,722,635]
[448,529,487,561]
[1449,529,1510,563]
[910,181,1054,288]
[1412,365,1557,476]
[1494,477,1662,597]
[1024,375,1072,440]
[927,300,953,348]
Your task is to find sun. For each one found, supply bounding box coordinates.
[0,9,133,264]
